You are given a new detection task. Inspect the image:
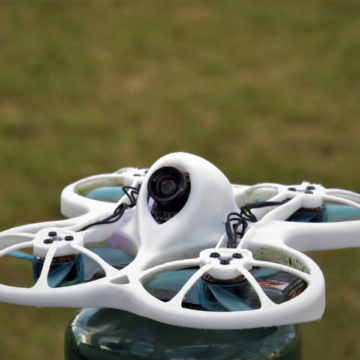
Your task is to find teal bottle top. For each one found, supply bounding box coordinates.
[64,308,301,360]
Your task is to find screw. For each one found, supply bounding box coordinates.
[288,187,296,191]
[305,190,313,194]
[233,253,243,259]
[44,239,53,244]
[307,185,315,190]
[220,259,230,265]
[210,252,220,258]
[48,231,57,236]
[65,236,74,241]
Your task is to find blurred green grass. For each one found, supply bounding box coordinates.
[0,1,360,359]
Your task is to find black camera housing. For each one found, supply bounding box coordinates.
[147,166,191,223]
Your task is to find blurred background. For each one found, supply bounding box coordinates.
[0,1,360,359]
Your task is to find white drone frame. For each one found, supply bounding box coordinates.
[0,152,360,330]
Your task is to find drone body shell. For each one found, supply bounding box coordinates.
[0,152,359,330]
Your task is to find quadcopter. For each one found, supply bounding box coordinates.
[1,152,360,330]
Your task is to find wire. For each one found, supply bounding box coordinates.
[122,186,139,204]
[77,186,139,232]
[226,200,290,248]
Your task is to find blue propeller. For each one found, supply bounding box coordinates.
[47,262,75,288]
[326,203,360,222]
[143,267,281,311]
[207,285,253,311]
[6,250,32,261]
[253,268,281,279]
[82,186,125,203]
[83,248,134,280]
[6,247,134,286]
[144,269,199,304]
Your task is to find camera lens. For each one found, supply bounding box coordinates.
[160,179,177,195]
[148,166,187,203]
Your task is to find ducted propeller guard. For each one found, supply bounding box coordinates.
[0,152,360,330]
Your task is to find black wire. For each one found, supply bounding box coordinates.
[77,186,139,232]
[226,199,290,248]
[123,186,139,204]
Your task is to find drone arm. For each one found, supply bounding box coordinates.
[283,221,360,252]
[0,218,82,236]
[76,223,115,245]
[260,196,304,223]
[233,184,279,208]
[326,188,360,204]
[168,263,211,307]
[323,194,360,209]
[0,239,34,257]
[215,233,228,248]
[71,243,119,277]
[138,257,204,282]
[250,191,291,220]
[0,233,35,251]
[236,265,275,308]
[252,259,311,281]
[33,246,57,288]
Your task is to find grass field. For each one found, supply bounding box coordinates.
[0,1,360,359]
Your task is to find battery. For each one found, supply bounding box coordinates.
[250,270,307,309]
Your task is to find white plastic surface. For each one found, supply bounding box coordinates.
[0,152,360,329]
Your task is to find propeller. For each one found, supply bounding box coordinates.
[82,186,125,203]
[6,250,32,261]
[143,267,281,311]
[83,248,134,280]
[6,247,134,287]
[47,262,75,288]
[286,202,360,223]
[255,197,360,223]
[144,269,200,304]
[207,285,253,311]
[326,203,360,222]
[252,267,280,279]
